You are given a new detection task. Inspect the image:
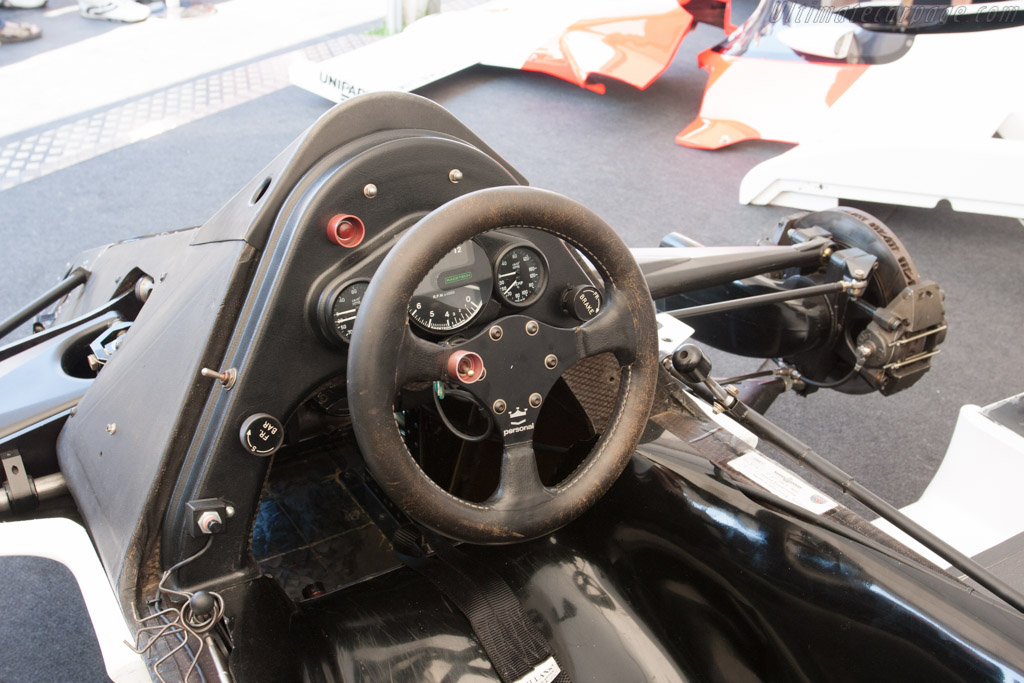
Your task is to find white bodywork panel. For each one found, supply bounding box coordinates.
[873,396,1024,568]
[739,21,1024,219]
[290,0,687,102]
[0,518,150,682]
[740,137,1024,219]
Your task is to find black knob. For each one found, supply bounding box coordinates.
[190,591,216,617]
[671,343,712,384]
[302,582,326,600]
[239,413,284,456]
[563,285,602,322]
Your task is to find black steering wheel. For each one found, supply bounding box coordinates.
[347,186,658,544]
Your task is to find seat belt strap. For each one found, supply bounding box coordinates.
[393,528,570,683]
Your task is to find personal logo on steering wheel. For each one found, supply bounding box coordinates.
[510,407,528,425]
[504,406,535,437]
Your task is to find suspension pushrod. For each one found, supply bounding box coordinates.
[0,267,89,341]
[667,280,855,320]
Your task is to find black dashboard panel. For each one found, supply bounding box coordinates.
[315,229,598,346]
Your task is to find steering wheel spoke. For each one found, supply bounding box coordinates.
[486,441,553,511]
[396,326,449,387]
[576,291,638,366]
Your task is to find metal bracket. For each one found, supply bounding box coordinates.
[87,320,133,371]
[826,247,878,284]
[787,225,833,247]
[2,450,37,514]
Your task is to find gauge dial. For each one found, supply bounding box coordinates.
[328,280,368,343]
[409,240,492,333]
[495,245,547,307]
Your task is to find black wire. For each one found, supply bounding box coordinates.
[433,387,494,442]
[158,536,216,603]
[798,365,860,388]
[165,536,214,577]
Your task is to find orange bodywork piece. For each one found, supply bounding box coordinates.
[677,50,869,149]
[520,0,732,93]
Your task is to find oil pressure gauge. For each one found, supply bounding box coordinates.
[319,279,369,344]
[494,245,547,307]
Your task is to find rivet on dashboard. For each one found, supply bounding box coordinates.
[492,399,507,415]
[544,354,558,369]
[529,393,543,408]
[449,169,463,184]
[489,325,503,341]
[363,184,378,199]
[525,320,539,336]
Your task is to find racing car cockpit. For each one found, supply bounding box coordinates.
[0,93,1020,683]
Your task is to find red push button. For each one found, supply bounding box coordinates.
[327,214,365,248]
[447,350,485,384]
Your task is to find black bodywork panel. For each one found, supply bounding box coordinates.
[57,239,255,596]
[236,451,1024,682]
[162,130,529,585]
[52,94,535,598]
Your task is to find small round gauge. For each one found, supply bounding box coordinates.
[494,245,547,307]
[326,280,369,343]
[409,240,493,333]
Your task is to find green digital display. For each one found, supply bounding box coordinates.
[443,271,473,286]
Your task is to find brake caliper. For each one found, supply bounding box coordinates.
[856,281,946,396]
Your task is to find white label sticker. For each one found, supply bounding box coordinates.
[728,452,838,515]
[655,312,695,359]
[514,656,561,683]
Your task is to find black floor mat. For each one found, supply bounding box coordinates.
[252,438,399,601]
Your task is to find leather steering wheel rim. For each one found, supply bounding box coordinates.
[347,186,658,544]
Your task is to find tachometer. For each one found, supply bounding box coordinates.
[494,245,547,307]
[409,240,492,332]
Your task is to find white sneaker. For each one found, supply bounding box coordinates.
[0,0,49,9]
[79,0,151,22]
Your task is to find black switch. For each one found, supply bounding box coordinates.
[239,413,284,456]
[563,285,602,322]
